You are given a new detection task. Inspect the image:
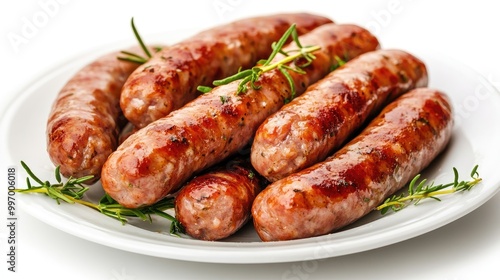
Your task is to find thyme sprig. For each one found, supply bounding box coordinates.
[377,165,482,214]
[15,161,184,237]
[117,17,159,64]
[197,24,321,102]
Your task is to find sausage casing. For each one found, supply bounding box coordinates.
[175,158,264,241]
[251,49,428,182]
[46,47,149,181]
[101,23,380,208]
[252,88,453,241]
[120,13,333,128]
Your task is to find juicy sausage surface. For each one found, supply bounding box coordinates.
[46,46,151,181]
[251,49,428,182]
[252,88,453,241]
[120,13,333,128]
[175,158,264,241]
[101,23,380,208]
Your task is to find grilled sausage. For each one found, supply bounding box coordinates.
[252,88,453,241]
[101,23,380,208]
[46,46,158,182]
[175,157,265,241]
[251,49,428,182]
[120,13,333,128]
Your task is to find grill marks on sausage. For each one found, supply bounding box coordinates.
[313,98,448,199]
[250,50,428,182]
[46,48,144,181]
[251,88,453,241]
[120,13,333,128]
[314,83,354,137]
[101,24,381,208]
[175,160,263,240]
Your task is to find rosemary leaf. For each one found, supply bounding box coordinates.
[197,24,321,99]
[15,161,184,236]
[131,17,152,59]
[377,165,482,214]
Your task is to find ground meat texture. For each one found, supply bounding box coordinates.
[250,49,428,182]
[120,13,333,128]
[46,46,152,182]
[175,158,264,241]
[101,23,380,208]
[251,88,453,241]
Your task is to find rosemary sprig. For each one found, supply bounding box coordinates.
[197,24,321,102]
[15,161,184,237]
[330,55,346,72]
[377,165,482,214]
[117,17,156,64]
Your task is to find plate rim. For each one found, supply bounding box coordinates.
[2,43,500,264]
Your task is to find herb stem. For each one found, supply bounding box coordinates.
[260,45,321,73]
[131,17,152,59]
[18,187,101,210]
[117,17,158,64]
[376,166,482,213]
[197,23,320,101]
[15,161,183,236]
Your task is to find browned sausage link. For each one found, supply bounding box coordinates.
[251,49,428,182]
[251,88,453,241]
[175,157,265,241]
[120,13,333,128]
[101,24,380,208]
[46,46,154,182]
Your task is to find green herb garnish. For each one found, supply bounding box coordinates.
[220,95,230,104]
[197,24,320,103]
[330,55,346,72]
[377,165,482,214]
[15,161,184,237]
[117,17,157,64]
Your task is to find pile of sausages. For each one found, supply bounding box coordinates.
[46,13,453,242]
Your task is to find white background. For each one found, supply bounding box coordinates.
[1,0,500,279]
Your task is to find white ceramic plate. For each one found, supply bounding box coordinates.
[2,46,500,264]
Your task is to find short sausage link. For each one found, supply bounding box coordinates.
[175,157,265,241]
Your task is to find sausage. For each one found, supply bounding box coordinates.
[101,23,380,208]
[46,46,156,182]
[120,13,333,128]
[175,157,265,241]
[251,49,428,182]
[251,88,453,241]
